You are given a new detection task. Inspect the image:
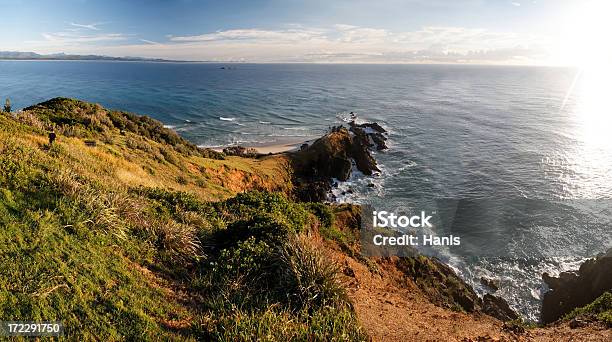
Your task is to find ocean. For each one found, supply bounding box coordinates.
[1,61,610,321]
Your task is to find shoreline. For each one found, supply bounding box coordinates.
[209,137,315,154]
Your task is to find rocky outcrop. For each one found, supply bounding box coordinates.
[541,249,612,324]
[396,256,520,321]
[483,294,519,321]
[349,121,388,150]
[480,277,500,292]
[395,256,482,313]
[289,123,386,201]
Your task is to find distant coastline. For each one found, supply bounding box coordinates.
[0,50,195,63]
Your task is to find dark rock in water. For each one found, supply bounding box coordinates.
[370,133,388,150]
[355,122,387,134]
[349,126,381,175]
[541,249,612,324]
[542,271,578,290]
[482,294,519,321]
[480,276,500,291]
[349,120,388,151]
[367,183,375,188]
[349,123,373,148]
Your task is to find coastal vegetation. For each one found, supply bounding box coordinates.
[0,99,364,340]
[0,98,609,340]
[565,292,612,327]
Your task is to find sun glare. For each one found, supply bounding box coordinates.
[558,0,612,69]
[557,0,612,141]
[554,0,612,197]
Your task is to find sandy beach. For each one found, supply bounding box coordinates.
[251,140,308,154]
[211,137,315,154]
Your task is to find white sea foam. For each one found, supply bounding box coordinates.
[330,160,386,204]
[219,117,236,121]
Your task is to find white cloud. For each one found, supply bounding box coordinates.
[19,23,555,65]
[70,22,102,31]
[334,25,389,43]
[170,28,327,43]
[40,32,127,44]
[511,2,521,6]
[140,39,161,45]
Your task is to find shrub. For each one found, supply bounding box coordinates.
[136,187,208,213]
[279,235,348,310]
[160,146,180,166]
[220,191,309,231]
[222,146,259,158]
[176,175,189,185]
[307,202,335,229]
[15,111,46,131]
[209,214,291,258]
[212,237,273,285]
[565,292,612,326]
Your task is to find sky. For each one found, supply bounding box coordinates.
[0,0,610,65]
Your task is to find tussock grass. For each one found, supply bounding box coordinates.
[279,235,348,310]
[156,220,202,262]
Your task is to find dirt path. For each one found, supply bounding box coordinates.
[327,245,611,341]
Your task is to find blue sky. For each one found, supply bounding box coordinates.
[0,0,608,64]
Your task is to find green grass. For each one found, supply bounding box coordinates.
[195,306,367,341]
[564,292,612,326]
[0,184,191,340]
[0,99,367,340]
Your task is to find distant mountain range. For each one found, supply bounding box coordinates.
[0,51,184,62]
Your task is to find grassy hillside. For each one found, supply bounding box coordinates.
[0,98,366,340]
